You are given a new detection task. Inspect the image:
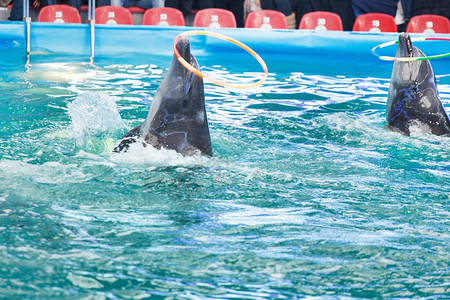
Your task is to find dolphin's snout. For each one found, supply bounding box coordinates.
[176,37,191,65]
[174,37,200,78]
[398,32,414,58]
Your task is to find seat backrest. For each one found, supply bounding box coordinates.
[95,6,134,25]
[352,13,397,32]
[37,5,81,23]
[245,10,288,29]
[142,7,185,26]
[299,11,343,31]
[193,8,237,28]
[406,14,450,34]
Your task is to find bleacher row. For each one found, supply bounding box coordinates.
[36,5,450,34]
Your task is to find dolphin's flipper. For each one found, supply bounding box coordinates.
[113,124,142,153]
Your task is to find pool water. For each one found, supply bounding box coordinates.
[0,58,449,299]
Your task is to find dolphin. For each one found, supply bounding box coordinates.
[386,32,450,136]
[114,37,212,156]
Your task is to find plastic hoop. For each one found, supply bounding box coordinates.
[172,30,268,88]
[372,37,450,62]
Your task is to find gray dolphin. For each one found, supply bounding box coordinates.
[114,37,212,156]
[386,32,450,136]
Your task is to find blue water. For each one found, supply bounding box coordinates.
[0,57,449,299]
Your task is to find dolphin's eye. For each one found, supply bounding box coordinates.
[182,99,189,109]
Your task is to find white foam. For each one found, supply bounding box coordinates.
[107,137,291,183]
[0,160,92,184]
[407,119,432,137]
[109,139,212,169]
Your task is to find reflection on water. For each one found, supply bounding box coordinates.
[0,61,449,299]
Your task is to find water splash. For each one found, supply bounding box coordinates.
[67,91,126,152]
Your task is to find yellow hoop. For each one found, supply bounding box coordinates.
[173,30,269,88]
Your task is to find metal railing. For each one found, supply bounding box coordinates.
[23,0,97,65]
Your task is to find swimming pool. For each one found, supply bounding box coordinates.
[0,23,449,298]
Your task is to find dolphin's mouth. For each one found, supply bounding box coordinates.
[175,37,199,71]
[176,37,191,65]
[398,32,414,58]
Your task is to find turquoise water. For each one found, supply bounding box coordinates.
[0,58,449,299]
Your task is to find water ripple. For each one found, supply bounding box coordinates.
[0,61,449,299]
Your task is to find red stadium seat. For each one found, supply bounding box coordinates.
[37,5,81,23]
[406,14,450,34]
[245,10,288,29]
[193,8,237,28]
[352,13,397,32]
[299,11,343,31]
[142,7,185,26]
[95,6,133,25]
